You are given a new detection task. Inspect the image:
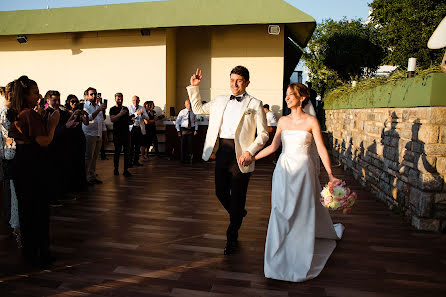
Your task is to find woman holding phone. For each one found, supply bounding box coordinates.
[65,94,89,193]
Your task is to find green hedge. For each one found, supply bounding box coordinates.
[324,73,446,110]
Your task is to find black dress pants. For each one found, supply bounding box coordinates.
[147,125,159,154]
[130,126,142,164]
[100,135,107,159]
[180,128,194,162]
[215,138,251,243]
[113,132,130,171]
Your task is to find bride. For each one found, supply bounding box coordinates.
[255,82,344,282]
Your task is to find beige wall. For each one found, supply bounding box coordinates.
[1,24,286,117]
[0,29,167,111]
[175,27,212,114]
[210,25,284,117]
[174,25,284,117]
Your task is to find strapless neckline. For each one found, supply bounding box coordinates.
[282,129,311,136]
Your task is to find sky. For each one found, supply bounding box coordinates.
[0,0,372,22]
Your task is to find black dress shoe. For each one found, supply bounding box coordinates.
[50,200,62,207]
[38,254,56,268]
[223,240,238,255]
[133,162,143,167]
[123,170,132,177]
[114,169,119,176]
[93,178,103,184]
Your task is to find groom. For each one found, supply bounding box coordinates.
[187,66,268,254]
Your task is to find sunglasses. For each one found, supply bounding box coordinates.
[70,101,79,104]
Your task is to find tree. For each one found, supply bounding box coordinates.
[321,24,386,81]
[303,19,385,97]
[369,0,446,69]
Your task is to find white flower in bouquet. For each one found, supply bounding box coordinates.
[332,186,347,198]
[321,187,331,199]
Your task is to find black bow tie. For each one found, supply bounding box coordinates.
[230,95,243,101]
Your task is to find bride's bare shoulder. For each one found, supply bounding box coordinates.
[307,115,320,131]
[278,115,292,124]
[303,112,316,120]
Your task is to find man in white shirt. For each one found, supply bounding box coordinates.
[82,87,107,185]
[263,104,278,126]
[128,95,149,167]
[175,99,198,163]
[187,66,268,255]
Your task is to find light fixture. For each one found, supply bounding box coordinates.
[407,57,416,78]
[17,35,27,44]
[140,28,151,36]
[268,25,280,35]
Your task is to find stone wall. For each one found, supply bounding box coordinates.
[325,107,446,232]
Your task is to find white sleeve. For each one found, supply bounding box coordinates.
[175,110,183,131]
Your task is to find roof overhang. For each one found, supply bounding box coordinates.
[0,0,315,48]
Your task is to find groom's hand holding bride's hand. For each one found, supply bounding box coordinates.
[190,68,203,86]
[238,151,253,167]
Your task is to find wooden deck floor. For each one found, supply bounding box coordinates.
[1,156,445,297]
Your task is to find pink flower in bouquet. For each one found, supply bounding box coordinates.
[324,196,333,205]
[345,187,351,197]
[343,208,352,214]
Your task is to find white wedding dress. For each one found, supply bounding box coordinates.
[264,129,344,282]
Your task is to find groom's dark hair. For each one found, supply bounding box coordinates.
[230,65,250,81]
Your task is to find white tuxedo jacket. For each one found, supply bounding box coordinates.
[186,86,268,173]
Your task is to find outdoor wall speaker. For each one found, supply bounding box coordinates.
[140,28,151,36]
[268,25,280,35]
[17,35,28,44]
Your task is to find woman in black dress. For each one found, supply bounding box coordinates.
[8,76,60,267]
[64,94,89,193]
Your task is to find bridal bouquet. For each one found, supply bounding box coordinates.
[320,180,357,214]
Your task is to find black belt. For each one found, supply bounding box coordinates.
[219,138,235,151]
[180,127,194,134]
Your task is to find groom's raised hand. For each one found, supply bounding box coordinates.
[190,68,203,86]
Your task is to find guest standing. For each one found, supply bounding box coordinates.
[82,87,107,185]
[140,101,152,162]
[109,93,132,177]
[97,93,109,160]
[43,90,71,206]
[0,82,20,246]
[8,75,60,266]
[64,94,89,192]
[175,99,198,163]
[128,96,149,167]
[146,101,162,155]
[263,104,278,126]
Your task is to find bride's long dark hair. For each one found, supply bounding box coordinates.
[288,83,310,108]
